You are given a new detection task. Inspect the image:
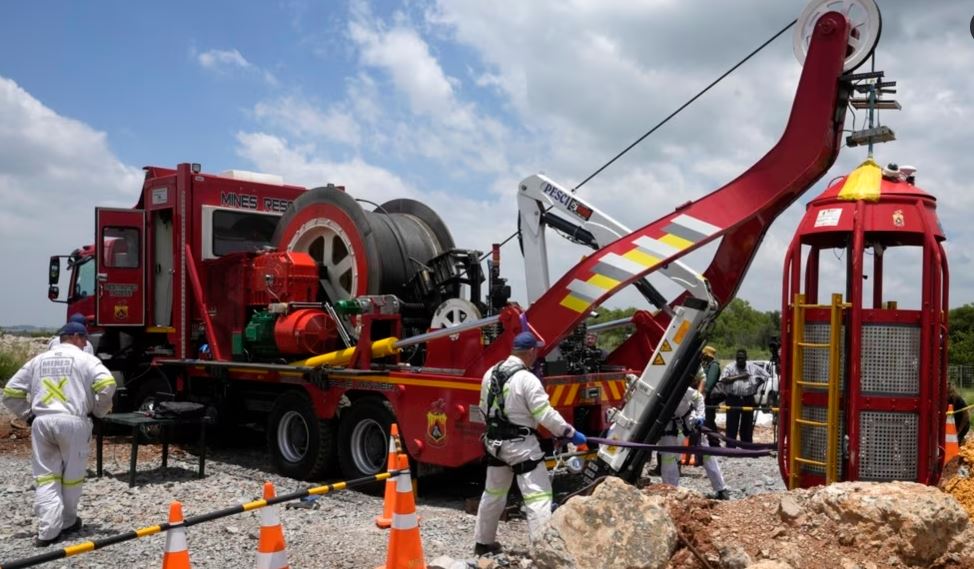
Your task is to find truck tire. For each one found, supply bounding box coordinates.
[267,391,336,481]
[337,398,396,480]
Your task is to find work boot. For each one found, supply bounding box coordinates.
[33,536,58,548]
[714,489,731,501]
[62,517,83,535]
[474,542,503,556]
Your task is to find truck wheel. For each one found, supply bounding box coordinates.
[337,398,395,480]
[267,391,336,480]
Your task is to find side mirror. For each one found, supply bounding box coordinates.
[48,256,61,285]
[48,285,60,301]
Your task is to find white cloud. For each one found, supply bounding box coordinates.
[0,76,143,326]
[197,48,252,70]
[196,48,279,86]
[254,97,362,146]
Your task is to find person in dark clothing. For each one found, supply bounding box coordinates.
[948,384,970,446]
[701,346,722,449]
[717,349,769,447]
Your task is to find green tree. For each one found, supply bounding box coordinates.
[589,306,638,352]
[950,304,974,365]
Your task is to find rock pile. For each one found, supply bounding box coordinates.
[525,479,974,569]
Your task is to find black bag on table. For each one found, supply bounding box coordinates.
[154,401,206,420]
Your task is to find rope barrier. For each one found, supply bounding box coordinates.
[0,468,408,569]
[948,403,974,415]
[586,436,773,458]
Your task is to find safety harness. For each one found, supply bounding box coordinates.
[664,406,695,437]
[484,363,543,474]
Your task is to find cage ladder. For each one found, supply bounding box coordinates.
[788,293,846,489]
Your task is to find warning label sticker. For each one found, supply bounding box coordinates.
[660,340,673,353]
[652,354,666,366]
[814,208,843,227]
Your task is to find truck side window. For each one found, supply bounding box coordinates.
[103,227,140,268]
[212,210,278,256]
[74,258,95,299]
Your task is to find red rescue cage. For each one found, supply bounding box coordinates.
[778,160,948,488]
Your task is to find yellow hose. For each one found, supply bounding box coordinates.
[293,337,400,367]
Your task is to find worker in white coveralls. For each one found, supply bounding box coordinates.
[47,313,94,355]
[2,321,116,547]
[474,330,587,556]
[658,376,731,500]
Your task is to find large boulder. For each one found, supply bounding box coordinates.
[532,477,677,569]
[806,481,970,565]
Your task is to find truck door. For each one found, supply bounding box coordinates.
[96,208,145,326]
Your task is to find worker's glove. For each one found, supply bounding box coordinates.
[691,417,705,432]
[570,430,587,446]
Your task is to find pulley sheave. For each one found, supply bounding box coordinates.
[793,0,881,72]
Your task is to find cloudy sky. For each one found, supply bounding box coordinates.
[0,0,971,327]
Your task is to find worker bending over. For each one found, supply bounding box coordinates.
[474,330,587,556]
[46,313,94,354]
[658,377,730,500]
[2,321,116,547]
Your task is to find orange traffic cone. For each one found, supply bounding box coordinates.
[255,482,289,569]
[376,424,402,529]
[377,454,426,569]
[946,404,960,463]
[162,501,191,569]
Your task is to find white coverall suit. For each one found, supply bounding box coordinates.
[659,387,727,493]
[474,355,577,544]
[2,343,116,540]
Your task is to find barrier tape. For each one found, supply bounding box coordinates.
[705,404,779,413]
[0,469,408,569]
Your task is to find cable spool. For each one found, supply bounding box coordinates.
[271,186,454,306]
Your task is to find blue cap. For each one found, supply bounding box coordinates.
[58,321,88,337]
[69,313,86,324]
[513,331,543,350]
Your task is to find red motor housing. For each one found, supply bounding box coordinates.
[250,251,318,305]
[274,308,337,355]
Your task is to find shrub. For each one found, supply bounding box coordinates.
[0,344,34,385]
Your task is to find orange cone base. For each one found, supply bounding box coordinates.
[163,550,191,569]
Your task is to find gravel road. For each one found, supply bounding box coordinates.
[0,409,783,568]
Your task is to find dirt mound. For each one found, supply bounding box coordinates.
[651,481,974,569]
[940,439,974,520]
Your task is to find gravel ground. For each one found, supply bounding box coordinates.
[0,409,783,568]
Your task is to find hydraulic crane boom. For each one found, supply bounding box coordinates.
[465,10,856,480]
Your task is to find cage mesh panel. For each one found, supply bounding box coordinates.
[801,323,845,392]
[860,324,920,395]
[858,411,918,480]
[798,322,845,479]
[799,405,843,479]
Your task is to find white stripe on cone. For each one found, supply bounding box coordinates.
[391,512,418,530]
[260,504,281,526]
[255,549,289,569]
[947,433,959,442]
[166,527,188,552]
[396,470,411,492]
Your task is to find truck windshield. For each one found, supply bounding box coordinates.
[213,210,278,256]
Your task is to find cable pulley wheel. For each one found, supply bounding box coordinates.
[430,298,482,330]
[271,187,454,305]
[793,0,881,72]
